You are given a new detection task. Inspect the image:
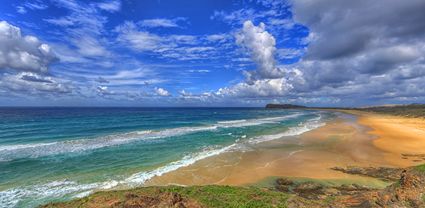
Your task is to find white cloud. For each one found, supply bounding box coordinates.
[236,21,284,80]
[211,9,259,25]
[45,0,111,58]
[212,21,303,98]
[211,7,282,27]
[155,87,171,96]
[24,1,48,10]
[188,69,210,73]
[217,78,292,97]
[16,1,48,14]
[268,18,295,29]
[44,17,75,27]
[115,21,162,51]
[96,0,121,12]
[16,6,27,14]
[75,36,109,57]
[115,22,221,60]
[205,34,231,43]
[96,85,114,96]
[139,18,184,28]
[0,21,57,73]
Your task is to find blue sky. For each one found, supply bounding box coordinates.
[1,0,425,107]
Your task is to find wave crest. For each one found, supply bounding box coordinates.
[0,113,303,161]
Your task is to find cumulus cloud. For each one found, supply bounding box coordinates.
[0,21,78,98]
[217,78,292,98]
[216,21,301,98]
[212,21,303,98]
[0,21,57,73]
[155,87,171,96]
[236,21,285,81]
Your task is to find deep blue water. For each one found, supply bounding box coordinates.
[0,107,329,207]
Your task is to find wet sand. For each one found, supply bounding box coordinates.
[145,111,425,187]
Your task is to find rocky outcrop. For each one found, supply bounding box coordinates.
[276,166,425,208]
[369,169,425,207]
[331,166,403,181]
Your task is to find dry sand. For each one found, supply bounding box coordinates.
[340,110,425,166]
[145,111,425,187]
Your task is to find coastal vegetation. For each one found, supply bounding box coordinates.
[42,164,425,208]
[41,186,290,208]
[266,103,425,118]
[359,104,425,118]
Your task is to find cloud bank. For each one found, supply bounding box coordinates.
[288,0,425,105]
[0,21,57,73]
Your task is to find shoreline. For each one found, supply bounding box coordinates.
[143,110,425,186]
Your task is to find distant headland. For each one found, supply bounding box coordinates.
[265,103,307,109]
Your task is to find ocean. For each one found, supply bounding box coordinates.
[0,107,330,207]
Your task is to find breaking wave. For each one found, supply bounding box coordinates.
[0,113,303,161]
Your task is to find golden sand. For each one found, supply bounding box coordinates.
[144,111,425,187]
[340,110,425,165]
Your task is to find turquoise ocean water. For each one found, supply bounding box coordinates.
[0,107,330,207]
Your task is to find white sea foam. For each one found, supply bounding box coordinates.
[0,142,57,152]
[217,119,247,124]
[215,113,302,128]
[0,180,103,208]
[124,144,236,185]
[247,115,325,144]
[0,113,304,161]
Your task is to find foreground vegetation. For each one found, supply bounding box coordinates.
[42,186,290,208]
[42,164,425,208]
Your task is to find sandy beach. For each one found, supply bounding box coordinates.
[145,111,425,187]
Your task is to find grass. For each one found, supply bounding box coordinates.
[357,104,425,118]
[323,195,337,205]
[414,163,425,172]
[42,185,290,208]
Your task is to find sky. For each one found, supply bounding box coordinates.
[0,0,424,107]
